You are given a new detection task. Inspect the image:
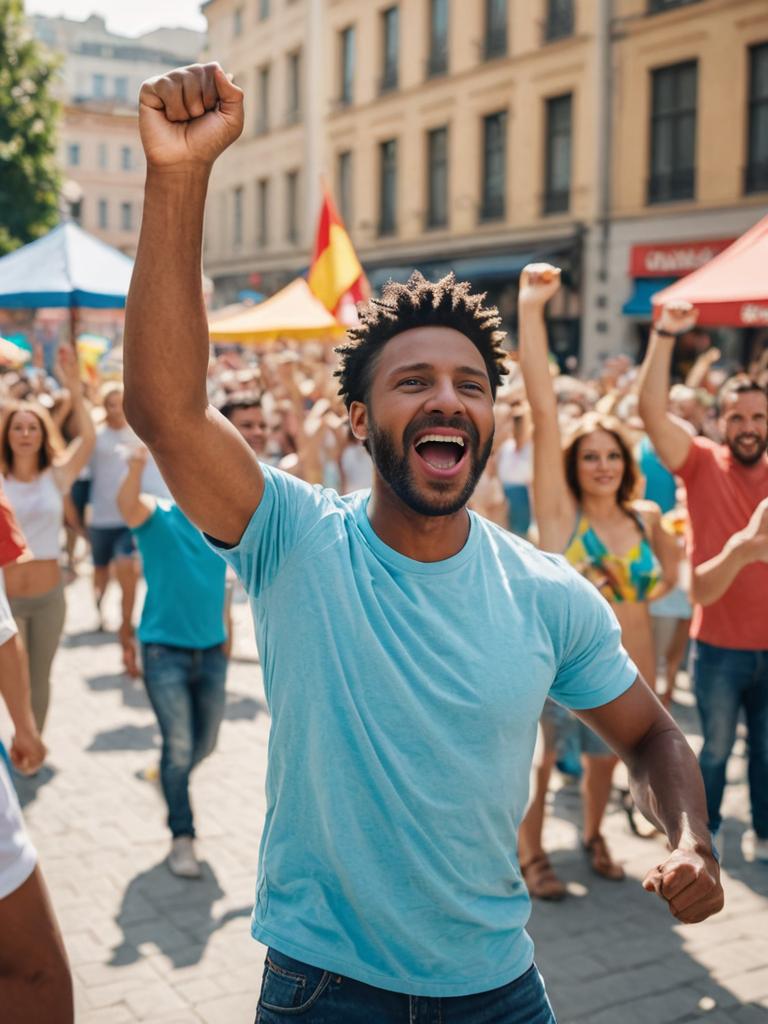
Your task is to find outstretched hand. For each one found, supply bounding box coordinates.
[518,264,562,311]
[643,847,723,924]
[138,62,244,170]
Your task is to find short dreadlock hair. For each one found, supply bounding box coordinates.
[335,272,509,409]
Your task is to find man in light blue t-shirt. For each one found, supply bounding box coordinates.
[118,447,228,880]
[123,63,723,1023]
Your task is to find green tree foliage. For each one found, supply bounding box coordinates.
[0,0,61,255]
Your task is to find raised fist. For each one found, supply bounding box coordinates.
[138,63,244,171]
[518,264,562,310]
[655,300,699,337]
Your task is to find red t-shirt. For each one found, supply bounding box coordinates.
[677,437,768,650]
[0,481,28,568]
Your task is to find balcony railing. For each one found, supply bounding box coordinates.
[647,167,695,204]
[379,67,399,94]
[745,161,768,194]
[543,189,570,214]
[483,31,507,61]
[427,43,448,78]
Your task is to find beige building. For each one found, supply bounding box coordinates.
[30,14,202,256]
[202,0,768,366]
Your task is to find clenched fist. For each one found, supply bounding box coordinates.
[643,846,724,924]
[138,63,244,171]
[518,263,562,311]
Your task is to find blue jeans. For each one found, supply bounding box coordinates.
[142,643,228,838]
[256,950,557,1023]
[691,640,768,838]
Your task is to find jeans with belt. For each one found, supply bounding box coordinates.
[142,642,228,838]
[256,949,557,1023]
[690,640,768,838]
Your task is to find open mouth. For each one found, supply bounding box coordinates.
[413,433,468,477]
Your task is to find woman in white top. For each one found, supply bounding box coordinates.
[1,347,95,732]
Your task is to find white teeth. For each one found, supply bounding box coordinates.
[415,434,465,447]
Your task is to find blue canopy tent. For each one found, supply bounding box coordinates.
[0,222,134,344]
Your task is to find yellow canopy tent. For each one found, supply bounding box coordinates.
[209,278,346,343]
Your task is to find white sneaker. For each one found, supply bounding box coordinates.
[168,836,202,879]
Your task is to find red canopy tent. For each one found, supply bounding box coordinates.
[652,213,768,327]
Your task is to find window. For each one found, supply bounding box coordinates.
[544,0,574,43]
[92,73,106,98]
[286,170,299,244]
[234,6,243,35]
[648,61,697,203]
[256,65,270,134]
[70,198,82,225]
[544,94,572,214]
[98,199,108,229]
[746,43,768,194]
[483,0,507,60]
[233,186,243,247]
[380,7,399,94]
[287,50,302,124]
[120,201,133,231]
[648,0,701,12]
[427,0,448,78]
[121,146,132,171]
[114,76,128,101]
[337,150,353,227]
[67,142,80,167]
[98,142,108,169]
[259,0,270,20]
[426,126,449,228]
[339,26,355,106]
[257,178,270,247]
[480,111,507,220]
[378,139,398,236]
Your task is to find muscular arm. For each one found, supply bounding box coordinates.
[637,309,696,473]
[123,64,262,544]
[578,679,723,923]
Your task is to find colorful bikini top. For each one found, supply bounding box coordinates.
[563,512,662,604]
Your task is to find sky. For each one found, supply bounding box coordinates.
[25,0,207,37]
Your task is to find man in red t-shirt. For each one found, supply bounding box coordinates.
[639,302,768,863]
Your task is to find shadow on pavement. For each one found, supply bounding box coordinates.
[86,672,150,710]
[13,763,57,808]
[109,858,251,968]
[224,693,267,721]
[87,722,159,753]
[62,629,117,648]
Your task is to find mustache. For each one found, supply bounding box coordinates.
[402,415,481,452]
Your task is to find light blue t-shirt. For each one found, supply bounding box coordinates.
[134,501,226,649]
[213,466,637,997]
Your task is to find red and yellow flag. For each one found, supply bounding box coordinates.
[308,188,369,325]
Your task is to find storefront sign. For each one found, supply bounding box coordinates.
[629,239,735,277]
[741,303,768,326]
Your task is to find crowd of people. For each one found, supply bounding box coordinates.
[0,59,765,1023]
[0,269,766,1019]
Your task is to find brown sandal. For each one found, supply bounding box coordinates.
[521,854,567,901]
[584,834,625,881]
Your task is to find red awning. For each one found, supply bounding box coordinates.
[651,213,768,327]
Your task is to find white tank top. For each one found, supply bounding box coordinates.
[2,470,63,561]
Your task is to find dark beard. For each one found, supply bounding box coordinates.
[368,414,493,517]
[727,433,768,466]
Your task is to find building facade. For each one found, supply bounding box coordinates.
[30,14,202,255]
[202,0,768,367]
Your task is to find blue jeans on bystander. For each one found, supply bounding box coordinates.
[255,950,557,1023]
[142,642,228,838]
[691,640,768,839]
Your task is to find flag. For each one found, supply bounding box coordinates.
[308,188,369,325]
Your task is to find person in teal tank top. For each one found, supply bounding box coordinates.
[518,265,680,901]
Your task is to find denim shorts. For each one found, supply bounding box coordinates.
[540,697,612,758]
[89,525,135,567]
[256,948,557,1023]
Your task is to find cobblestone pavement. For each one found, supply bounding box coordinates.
[3,572,767,1023]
